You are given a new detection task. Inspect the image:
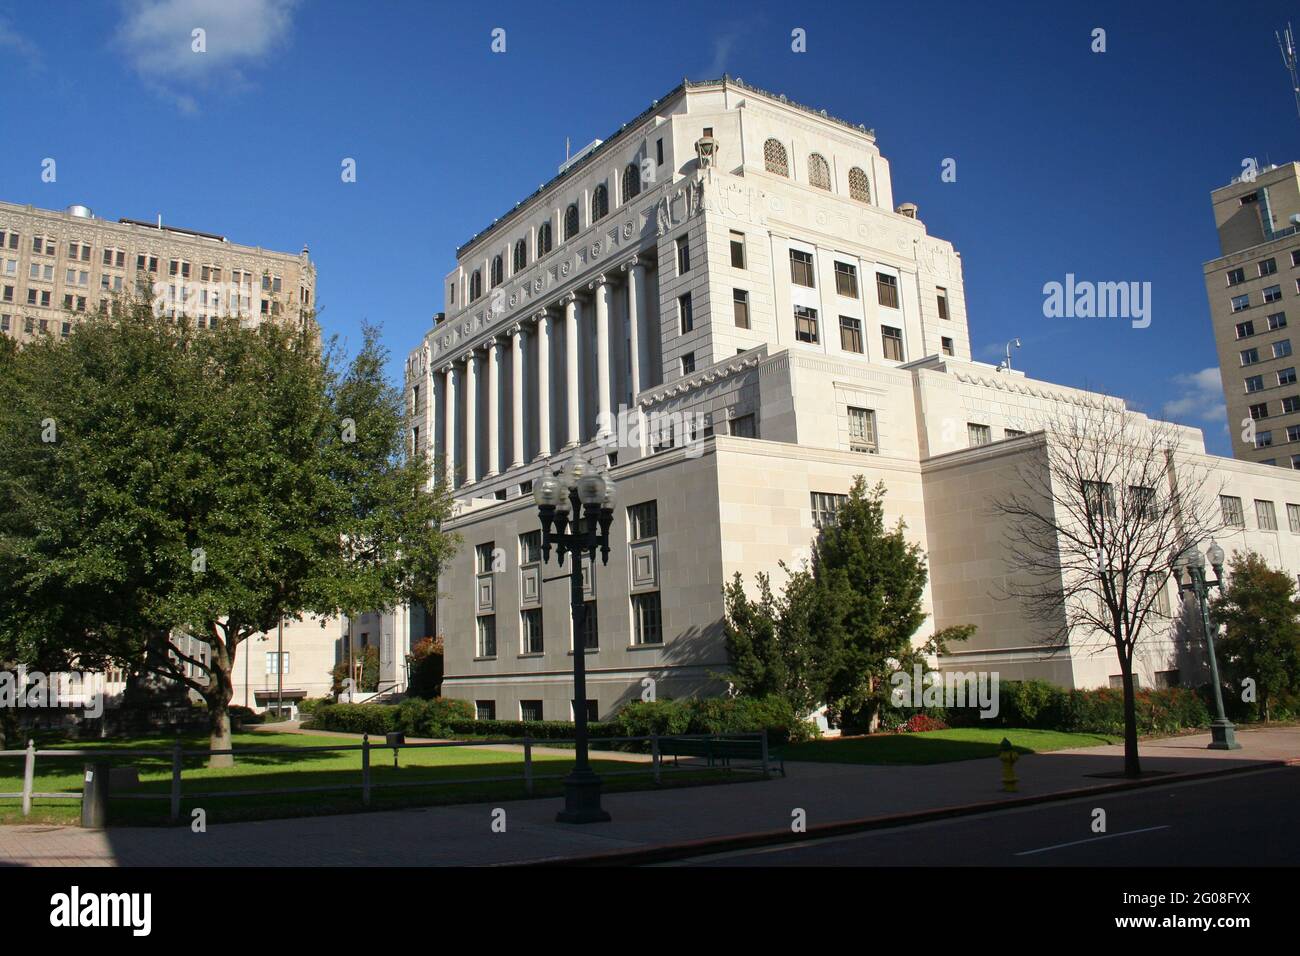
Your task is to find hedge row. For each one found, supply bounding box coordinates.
[609,696,820,745]
[940,680,1211,736]
[305,698,475,738]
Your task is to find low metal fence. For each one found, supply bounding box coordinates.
[0,731,773,823]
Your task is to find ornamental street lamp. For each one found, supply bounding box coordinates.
[1172,540,1241,750]
[534,454,616,823]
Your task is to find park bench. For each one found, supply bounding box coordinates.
[656,735,785,777]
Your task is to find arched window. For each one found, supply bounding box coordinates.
[469,269,482,301]
[591,183,609,222]
[537,221,553,256]
[512,238,527,273]
[563,203,579,240]
[849,167,871,204]
[490,254,504,288]
[763,138,788,177]
[621,162,641,203]
[808,153,831,191]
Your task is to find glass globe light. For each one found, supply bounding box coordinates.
[601,475,617,508]
[561,456,588,491]
[1207,541,1225,568]
[577,470,606,506]
[533,474,563,508]
[1186,547,1206,570]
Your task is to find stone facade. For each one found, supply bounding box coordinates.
[401,78,1300,718]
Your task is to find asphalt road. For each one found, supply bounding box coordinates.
[672,765,1300,866]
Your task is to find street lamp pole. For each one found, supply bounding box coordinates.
[1173,541,1241,750]
[534,454,615,823]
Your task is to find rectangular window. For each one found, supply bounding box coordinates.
[1269,312,1288,330]
[1004,428,1026,439]
[733,288,750,328]
[876,272,900,309]
[848,406,877,452]
[1255,429,1271,448]
[968,423,992,446]
[1288,503,1300,533]
[937,287,950,320]
[476,615,497,657]
[811,491,849,528]
[1220,495,1245,528]
[1276,340,1293,359]
[730,231,746,269]
[681,352,695,375]
[794,305,819,343]
[1129,485,1157,520]
[730,413,756,438]
[839,315,863,353]
[941,336,955,356]
[628,501,658,540]
[1285,395,1300,413]
[475,700,496,721]
[834,261,859,298]
[881,325,904,361]
[1260,258,1278,276]
[1232,294,1250,312]
[1083,481,1116,521]
[678,293,693,333]
[1281,367,1297,386]
[632,592,662,645]
[520,700,543,722]
[519,530,541,564]
[1250,402,1268,419]
[578,600,598,650]
[1246,375,1265,393]
[475,542,496,574]
[789,249,815,287]
[1227,267,1246,285]
[656,137,664,166]
[676,237,691,274]
[521,608,544,654]
[1256,499,1278,530]
[1237,320,1256,338]
[1264,284,1283,303]
[1241,347,1260,365]
[265,652,291,675]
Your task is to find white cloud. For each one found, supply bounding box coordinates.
[1162,367,1226,424]
[0,15,41,66]
[115,0,299,110]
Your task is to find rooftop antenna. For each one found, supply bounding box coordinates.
[1278,23,1300,121]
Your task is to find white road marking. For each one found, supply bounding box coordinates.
[1014,825,1171,856]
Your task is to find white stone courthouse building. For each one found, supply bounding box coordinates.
[402,77,1300,722]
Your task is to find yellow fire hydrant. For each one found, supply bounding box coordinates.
[999,737,1019,792]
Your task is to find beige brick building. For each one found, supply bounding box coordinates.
[1204,162,1300,466]
[0,200,316,343]
[398,78,1300,722]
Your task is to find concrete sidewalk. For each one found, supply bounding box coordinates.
[1,726,1295,867]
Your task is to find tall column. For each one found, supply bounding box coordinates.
[534,309,552,460]
[591,274,612,438]
[440,364,454,487]
[509,324,524,469]
[621,256,644,400]
[631,259,650,393]
[563,292,580,448]
[486,337,501,477]
[463,351,478,484]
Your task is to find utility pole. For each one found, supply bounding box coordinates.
[276,617,283,719]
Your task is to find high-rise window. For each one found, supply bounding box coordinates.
[733,289,750,328]
[763,138,788,177]
[676,236,691,274]
[968,423,992,446]
[512,239,527,273]
[628,501,658,540]
[476,616,497,658]
[591,183,609,222]
[730,231,746,269]
[937,288,950,320]
[1257,499,1278,530]
[1287,503,1300,533]
[490,255,503,288]
[537,221,553,256]
[941,337,955,356]
[521,608,544,654]
[1265,284,1283,303]
[1269,312,1288,330]
[876,273,900,309]
[632,592,662,645]
[848,167,870,203]
[1241,348,1260,366]
[839,315,863,353]
[563,203,579,240]
[1226,267,1246,285]
[848,406,877,453]
[1275,340,1293,359]
[1231,294,1250,312]
[808,153,831,190]
[681,352,695,375]
[621,163,641,202]
[1260,258,1278,276]
[789,249,815,287]
[834,261,859,298]
[1249,402,1268,419]
[678,293,693,333]
[1237,320,1256,338]
[794,305,819,343]
[881,325,904,361]
[1220,495,1245,528]
[811,492,849,528]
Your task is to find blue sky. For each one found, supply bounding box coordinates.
[3,1,1299,456]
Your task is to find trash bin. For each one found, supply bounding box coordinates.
[81,761,110,828]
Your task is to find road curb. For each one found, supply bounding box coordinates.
[524,758,1295,866]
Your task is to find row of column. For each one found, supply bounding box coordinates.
[436,257,650,488]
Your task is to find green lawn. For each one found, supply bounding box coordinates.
[777,727,1118,765]
[0,732,743,826]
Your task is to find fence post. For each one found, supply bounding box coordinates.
[361,734,371,806]
[651,735,661,784]
[760,730,771,777]
[21,739,35,817]
[523,737,533,795]
[169,739,182,823]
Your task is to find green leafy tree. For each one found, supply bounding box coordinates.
[1210,551,1300,722]
[0,300,457,763]
[406,636,445,699]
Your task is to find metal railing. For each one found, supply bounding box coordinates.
[0,732,772,823]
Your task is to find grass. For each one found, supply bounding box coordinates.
[0,732,744,826]
[777,727,1118,765]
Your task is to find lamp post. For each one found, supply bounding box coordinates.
[534,454,616,823]
[1172,540,1241,750]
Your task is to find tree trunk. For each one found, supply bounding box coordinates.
[205,637,236,768]
[1121,664,1141,778]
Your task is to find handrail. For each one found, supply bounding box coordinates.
[351,680,401,705]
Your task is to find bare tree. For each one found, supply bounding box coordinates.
[993,399,1223,776]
